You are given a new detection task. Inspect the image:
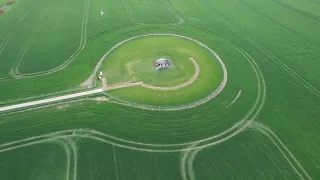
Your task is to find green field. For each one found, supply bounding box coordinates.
[1,0,320,179]
[100,34,225,106]
[100,35,200,86]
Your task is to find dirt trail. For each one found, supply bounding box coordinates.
[101,78,108,90]
[104,54,228,111]
[107,81,143,91]
[106,57,199,92]
[81,34,226,88]
[141,57,199,90]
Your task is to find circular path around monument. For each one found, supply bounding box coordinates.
[99,34,226,107]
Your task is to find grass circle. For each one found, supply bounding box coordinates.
[99,34,225,107]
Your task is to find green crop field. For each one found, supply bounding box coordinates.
[0,0,320,179]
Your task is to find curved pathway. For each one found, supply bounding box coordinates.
[109,54,227,111]
[106,57,200,91]
[92,33,228,111]
[141,57,199,90]
[82,34,228,90]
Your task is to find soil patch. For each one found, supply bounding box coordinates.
[6,0,15,5]
[0,8,4,15]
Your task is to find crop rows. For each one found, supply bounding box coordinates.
[0,0,320,179]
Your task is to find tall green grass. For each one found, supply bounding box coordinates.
[193,130,300,179]
[0,0,320,179]
[0,142,67,180]
[126,0,177,24]
[86,0,132,40]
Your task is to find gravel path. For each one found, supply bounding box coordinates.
[0,89,103,112]
[1,34,225,113]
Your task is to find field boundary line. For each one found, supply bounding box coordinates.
[0,34,265,153]
[272,0,320,24]
[67,138,78,180]
[0,119,257,152]
[0,137,76,180]
[83,0,89,44]
[200,0,320,97]
[121,0,141,24]
[86,24,135,44]
[63,128,243,148]
[112,145,120,180]
[55,139,72,180]
[226,89,241,108]
[0,130,74,148]
[248,122,311,180]
[76,132,244,152]
[0,31,265,152]
[10,21,41,75]
[0,6,31,55]
[180,142,199,180]
[11,0,90,78]
[161,0,184,24]
[186,144,203,180]
[238,0,320,50]
[0,135,71,153]
[100,32,266,149]
[185,125,308,180]
[0,24,134,82]
[9,0,51,76]
[1,126,307,179]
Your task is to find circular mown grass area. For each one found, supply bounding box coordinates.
[99,34,225,106]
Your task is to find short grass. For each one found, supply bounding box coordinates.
[130,55,189,87]
[103,35,224,106]
[101,35,198,87]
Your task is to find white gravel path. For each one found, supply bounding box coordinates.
[0,89,103,112]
